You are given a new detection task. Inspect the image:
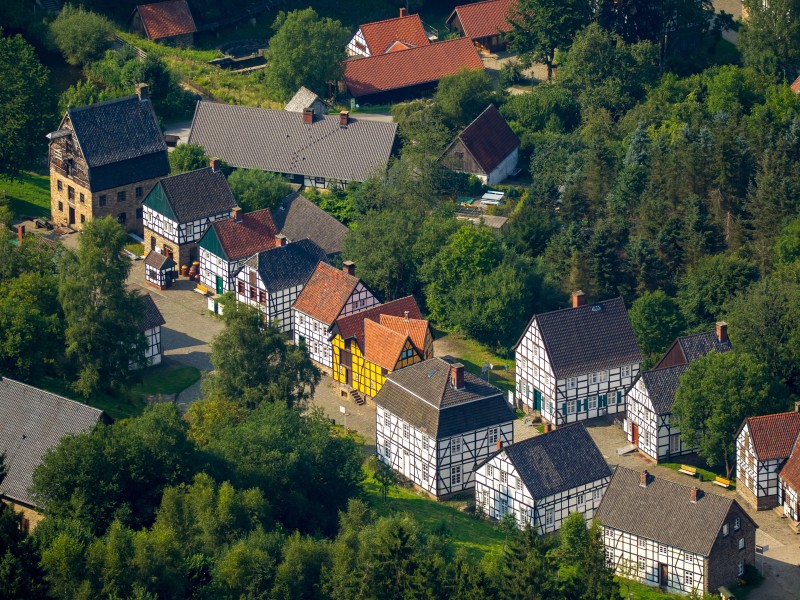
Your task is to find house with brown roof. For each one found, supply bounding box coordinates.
[347,8,432,57]
[272,193,348,257]
[778,437,800,528]
[132,0,197,45]
[445,0,514,52]
[440,104,520,185]
[736,407,800,510]
[342,37,484,104]
[329,296,433,402]
[144,250,177,290]
[198,207,280,313]
[598,467,756,595]
[292,261,379,374]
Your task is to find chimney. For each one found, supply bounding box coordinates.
[276,233,288,247]
[690,487,702,503]
[339,110,349,127]
[496,439,503,450]
[639,470,649,487]
[17,225,25,246]
[450,363,465,390]
[403,310,409,321]
[342,260,355,276]
[572,290,586,308]
[795,401,800,413]
[302,108,314,124]
[716,321,728,344]
[399,7,407,17]
[210,157,221,172]
[135,83,150,101]
[231,206,242,223]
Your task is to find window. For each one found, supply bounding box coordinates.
[545,507,554,526]
[488,428,498,444]
[670,434,681,454]
[67,185,74,200]
[384,413,390,427]
[592,489,601,501]
[659,545,667,555]
[566,400,575,414]
[605,528,614,539]
[249,286,257,300]
[599,370,609,382]
[57,180,62,191]
[403,423,410,439]
[588,396,598,410]
[80,214,85,223]
[500,471,508,484]
[422,435,429,448]
[135,186,143,198]
[386,445,391,459]
[577,493,585,505]
[638,560,645,573]
[79,192,84,204]
[136,208,143,219]
[590,372,599,384]
[520,506,530,523]
[58,201,63,212]
[516,476,522,490]
[422,464,429,481]
[99,195,107,207]
[451,437,462,453]
[118,212,126,224]
[737,561,744,577]
[567,377,577,389]
[487,465,494,478]
[117,191,126,202]
[259,291,266,305]
[237,281,245,295]
[638,538,647,548]
[451,465,462,485]
[722,524,729,536]
[621,365,632,378]
[165,222,173,234]
[734,517,741,531]
[353,371,359,383]
[685,571,693,588]
[518,358,526,371]
[738,538,745,551]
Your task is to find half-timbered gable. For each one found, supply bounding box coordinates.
[440,104,520,185]
[475,423,611,532]
[0,376,107,529]
[598,467,757,595]
[778,438,800,523]
[626,324,732,462]
[292,261,379,372]
[198,207,279,309]
[144,250,177,290]
[445,0,514,51]
[142,162,238,270]
[47,88,169,233]
[330,297,432,399]
[235,239,327,333]
[140,294,166,367]
[189,102,397,189]
[272,193,348,257]
[735,410,800,510]
[347,9,431,57]
[514,291,642,425]
[375,358,516,498]
[132,0,197,45]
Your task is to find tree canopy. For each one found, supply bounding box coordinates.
[49,5,114,67]
[227,169,292,212]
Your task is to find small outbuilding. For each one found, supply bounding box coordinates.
[144,250,177,290]
[445,0,515,52]
[285,87,329,117]
[141,294,166,367]
[132,0,197,45]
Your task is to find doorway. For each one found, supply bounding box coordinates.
[163,245,174,260]
[68,206,75,225]
[659,564,668,588]
[632,423,639,446]
[215,275,224,295]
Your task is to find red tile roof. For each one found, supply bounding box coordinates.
[380,314,429,354]
[343,37,484,98]
[137,0,197,40]
[779,443,800,491]
[212,209,278,261]
[447,0,514,40]
[364,318,409,370]
[360,13,430,55]
[792,76,800,94]
[743,412,800,460]
[292,263,360,325]
[451,104,519,174]
[334,296,423,351]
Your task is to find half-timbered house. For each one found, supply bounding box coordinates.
[440,104,520,185]
[778,438,800,525]
[272,192,348,257]
[234,238,327,334]
[198,207,279,312]
[0,376,107,530]
[188,102,397,190]
[330,297,433,401]
[445,0,514,52]
[598,467,757,595]
[141,294,166,367]
[47,86,169,232]
[475,423,611,532]
[144,250,177,290]
[132,0,197,46]
[375,358,516,498]
[142,160,238,270]
[735,409,800,510]
[292,261,379,374]
[514,291,642,425]
[626,324,732,461]
[347,9,432,57]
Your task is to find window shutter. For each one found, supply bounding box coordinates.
[562,403,567,415]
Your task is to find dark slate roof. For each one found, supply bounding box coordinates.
[245,239,327,291]
[272,193,348,256]
[374,357,515,438]
[188,102,397,183]
[595,467,753,557]
[144,251,176,270]
[496,424,611,499]
[148,167,238,223]
[639,364,687,415]
[519,297,642,379]
[0,377,105,506]
[450,104,519,175]
[678,331,733,363]
[141,294,165,331]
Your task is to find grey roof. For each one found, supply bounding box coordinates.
[677,331,733,363]
[245,239,327,291]
[64,95,169,192]
[143,251,176,270]
[595,466,749,557]
[141,294,165,331]
[519,297,642,379]
[0,377,106,506]
[188,101,397,183]
[495,424,611,499]
[374,357,516,438]
[156,167,238,222]
[639,365,688,415]
[285,87,326,112]
[272,193,348,255]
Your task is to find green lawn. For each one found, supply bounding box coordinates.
[363,471,507,561]
[661,462,736,489]
[618,579,682,599]
[434,328,515,394]
[2,171,51,219]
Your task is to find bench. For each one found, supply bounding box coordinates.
[678,465,698,477]
[713,476,732,489]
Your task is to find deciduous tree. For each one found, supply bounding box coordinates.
[628,291,686,367]
[49,5,113,66]
[227,169,291,212]
[740,0,800,81]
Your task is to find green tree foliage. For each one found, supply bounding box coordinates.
[628,291,686,367]
[434,68,500,129]
[673,351,789,477]
[773,215,800,266]
[264,8,349,101]
[49,5,114,66]
[227,169,292,212]
[58,217,149,398]
[740,0,800,81]
[204,301,320,409]
[506,0,591,80]
[500,525,559,598]
[0,28,54,178]
[168,143,210,174]
[501,84,581,136]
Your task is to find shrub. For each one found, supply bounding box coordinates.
[50,5,113,66]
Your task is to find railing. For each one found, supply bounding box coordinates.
[114,35,148,60]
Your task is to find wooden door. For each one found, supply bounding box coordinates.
[659,563,668,587]
[343,367,351,386]
[632,423,639,446]
[534,389,542,411]
[215,276,224,295]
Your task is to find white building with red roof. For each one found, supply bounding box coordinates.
[347,8,432,58]
[445,0,515,52]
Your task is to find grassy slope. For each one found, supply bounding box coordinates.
[434,328,515,394]
[2,171,51,218]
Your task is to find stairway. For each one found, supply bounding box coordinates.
[350,388,365,406]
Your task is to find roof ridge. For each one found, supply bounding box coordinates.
[343,35,474,63]
[536,296,623,318]
[0,376,105,416]
[360,12,423,28]
[67,94,139,113]
[748,410,800,422]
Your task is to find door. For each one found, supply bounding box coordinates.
[632,423,639,446]
[163,245,173,260]
[215,275,224,295]
[68,206,75,225]
[344,367,351,386]
[659,563,668,587]
[150,236,156,251]
[534,389,542,411]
